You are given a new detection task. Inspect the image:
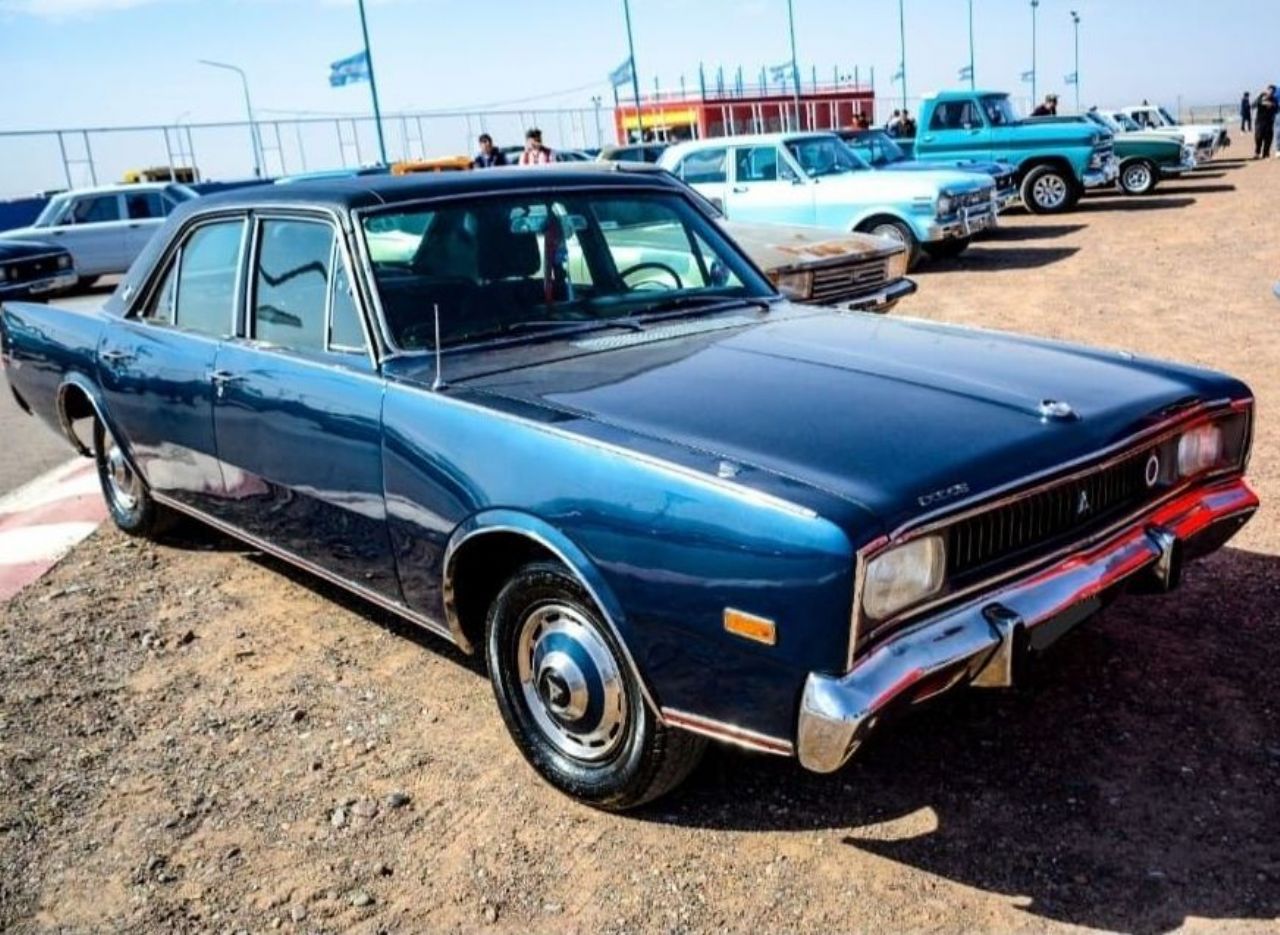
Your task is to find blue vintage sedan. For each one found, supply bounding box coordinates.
[0,169,1258,808]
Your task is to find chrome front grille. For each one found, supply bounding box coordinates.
[810,260,889,303]
[946,445,1156,580]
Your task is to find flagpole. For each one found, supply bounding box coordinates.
[356,0,388,165]
[1071,10,1081,112]
[786,0,802,129]
[621,0,646,140]
[1030,0,1039,106]
[897,0,907,113]
[967,0,975,90]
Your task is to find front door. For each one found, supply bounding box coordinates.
[922,98,993,162]
[52,193,134,276]
[97,217,247,507]
[209,214,399,601]
[725,145,814,225]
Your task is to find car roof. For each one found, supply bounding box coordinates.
[188,165,686,213]
[664,131,841,154]
[50,181,180,198]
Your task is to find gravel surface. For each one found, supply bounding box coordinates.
[1,162,1278,934]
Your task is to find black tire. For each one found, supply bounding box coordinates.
[1020,164,1079,214]
[92,418,169,538]
[485,560,706,811]
[922,236,972,260]
[75,276,100,292]
[858,217,920,269]
[1118,159,1159,196]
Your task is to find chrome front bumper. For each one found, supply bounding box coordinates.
[1161,154,1199,177]
[844,277,917,313]
[929,207,996,240]
[1081,157,1120,189]
[796,476,1258,774]
[0,271,77,299]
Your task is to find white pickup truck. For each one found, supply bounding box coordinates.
[1119,104,1229,160]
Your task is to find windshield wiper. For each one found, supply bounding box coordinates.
[631,294,774,318]
[503,318,645,335]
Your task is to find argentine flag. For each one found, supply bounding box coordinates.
[330,51,371,87]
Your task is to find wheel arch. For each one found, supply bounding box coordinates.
[1015,154,1077,182]
[442,509,662,717]
[56,372,112,458]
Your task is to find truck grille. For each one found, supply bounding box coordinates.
[946,445,1156,579]
[7,253,66,283]
[960,188,994,208]
[810,259,888,303]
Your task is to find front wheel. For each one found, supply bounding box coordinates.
[1021,165,1079,214]
[859,217,920,269]
[93,418,170,538]
[923,236,971,260]
[1118,159,1159,196]
[486,561,706,810]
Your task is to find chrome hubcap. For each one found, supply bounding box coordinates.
[517,603,627,762]
[870,223,907,245]
[1124,165,1151,190]
[105,441,140,513]
[1032,174,1068,208]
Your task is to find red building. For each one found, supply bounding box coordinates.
[613,81,875,144]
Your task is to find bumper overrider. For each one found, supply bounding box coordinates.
[929,205,996,241]
[1081,155,1120,189]
[796,475,1258,774]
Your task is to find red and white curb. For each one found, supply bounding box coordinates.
[0,458,106,603]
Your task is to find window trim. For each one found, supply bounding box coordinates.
[132,214,249,341]
[244,211,375,366]
[675,147,729,185]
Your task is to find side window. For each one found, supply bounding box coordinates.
[126,192,167,220]
[253,220,333,353]
[70,195,122,224]
[675,148,727,184]
[328,246,367,352]
[174,221,244,337]
[734,146,779,183]
[143,262,178,324]
[929,101,981,131]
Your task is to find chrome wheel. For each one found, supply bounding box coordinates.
[869,222,908,245]
[104,440,140,513]
[516,603,627,762]
[1122,163,1153,193]
[1032,173,1069,210]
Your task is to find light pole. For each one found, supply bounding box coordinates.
[966,0,975,90]
[786,0,803,129]
[897,0,907,112]
[355,0,388,165]
[199,59,263,177]
[1030,0,1039,106]
[1070,9,1081,113]
[590,95,604,148]
[621,0,646,140]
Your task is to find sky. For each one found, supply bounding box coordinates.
[1,0,1275,195]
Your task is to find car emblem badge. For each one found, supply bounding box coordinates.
[1144,452,1160,488]
[1039,399,1077,422]
[1076,490,1091,516]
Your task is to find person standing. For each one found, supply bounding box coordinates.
[1240,92,1252,132]
[517,128,554,166]
[1254,86,1277,159]
[1031,93,1059,117]
[473,133,507,169]
[885,109,903,137]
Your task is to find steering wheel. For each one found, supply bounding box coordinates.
[618,261,683,292]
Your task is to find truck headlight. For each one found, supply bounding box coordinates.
[936,194,955,217]
[1177,423,1224,477]
[863,535,946,621]
[0,266,9,282]
[770,269,813,300]
[1088,150,1105,169]
[886,248,909,281]
[56,254,72,270]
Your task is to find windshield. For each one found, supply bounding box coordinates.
[981,95,1019,126]
[1158,107,1178,126]
[1086,111,1121,133]
[848,132,907,167]
[361,190,773,350]
[783,136,867,177]
[1110,112,1141,132]
[33,195,70,227]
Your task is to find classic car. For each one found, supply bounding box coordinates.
[0,182,196,285]
[658,133,996,267]
[1029,112,1197,195]
[1100,109,1216,163]
[904,89,1118,214]
[0,170,1258,810]
[1120,104,1229,156]
[838,127,1020,211]
[0,238,77,299]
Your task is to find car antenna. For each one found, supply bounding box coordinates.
[431,303,447,392]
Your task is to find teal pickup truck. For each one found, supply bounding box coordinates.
[901,89,1119,214]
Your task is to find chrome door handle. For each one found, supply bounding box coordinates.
[731,185,748,193]
[100,348,134,364]
[209,369,244,385]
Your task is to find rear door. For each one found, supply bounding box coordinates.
[725,144,813,225]
[208,213,398,600]
[122,190,175,264]
[53,193,133,275]
[97,216,247,508]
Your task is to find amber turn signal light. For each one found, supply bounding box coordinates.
[723,608,777,646]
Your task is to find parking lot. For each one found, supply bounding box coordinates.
[2,158,1278,934]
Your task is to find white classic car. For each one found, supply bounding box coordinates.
[1119,105,1228,159]
[0,182,196,286]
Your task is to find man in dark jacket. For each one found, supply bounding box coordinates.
[1031,93,1058,117]
[1241,92,1252,132]
[473,134,507,168]
[1254,87,1277,159]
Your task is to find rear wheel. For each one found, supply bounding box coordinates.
[923,236,972,260]
[485,561,706,810]
[1021,165,1079,214]
[92,418,169,538]
[858,217,919,269]
[1118,159,1159,196]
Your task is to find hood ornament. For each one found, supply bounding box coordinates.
[1039,399,1078,422]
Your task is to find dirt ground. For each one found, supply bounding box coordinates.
[3,159,1279,935]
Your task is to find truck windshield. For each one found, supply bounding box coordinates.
[1157,107,1178,126]
[852,133,908,166]
[980,96,1019,127]
[360,190,773,350]
[784,136,867,177]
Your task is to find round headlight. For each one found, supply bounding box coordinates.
[1177,424,1223,477]
[57,254,72,270]
[937,194,955,216]
[863,535,946,621]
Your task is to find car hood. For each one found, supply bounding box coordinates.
[717,221,900,273]
[0,237,65,259]
[829,168,991,197]
[0,227,46,242]
[452,309,1246,536]
[1005,120,1107,147]
[879,159,1015,180]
